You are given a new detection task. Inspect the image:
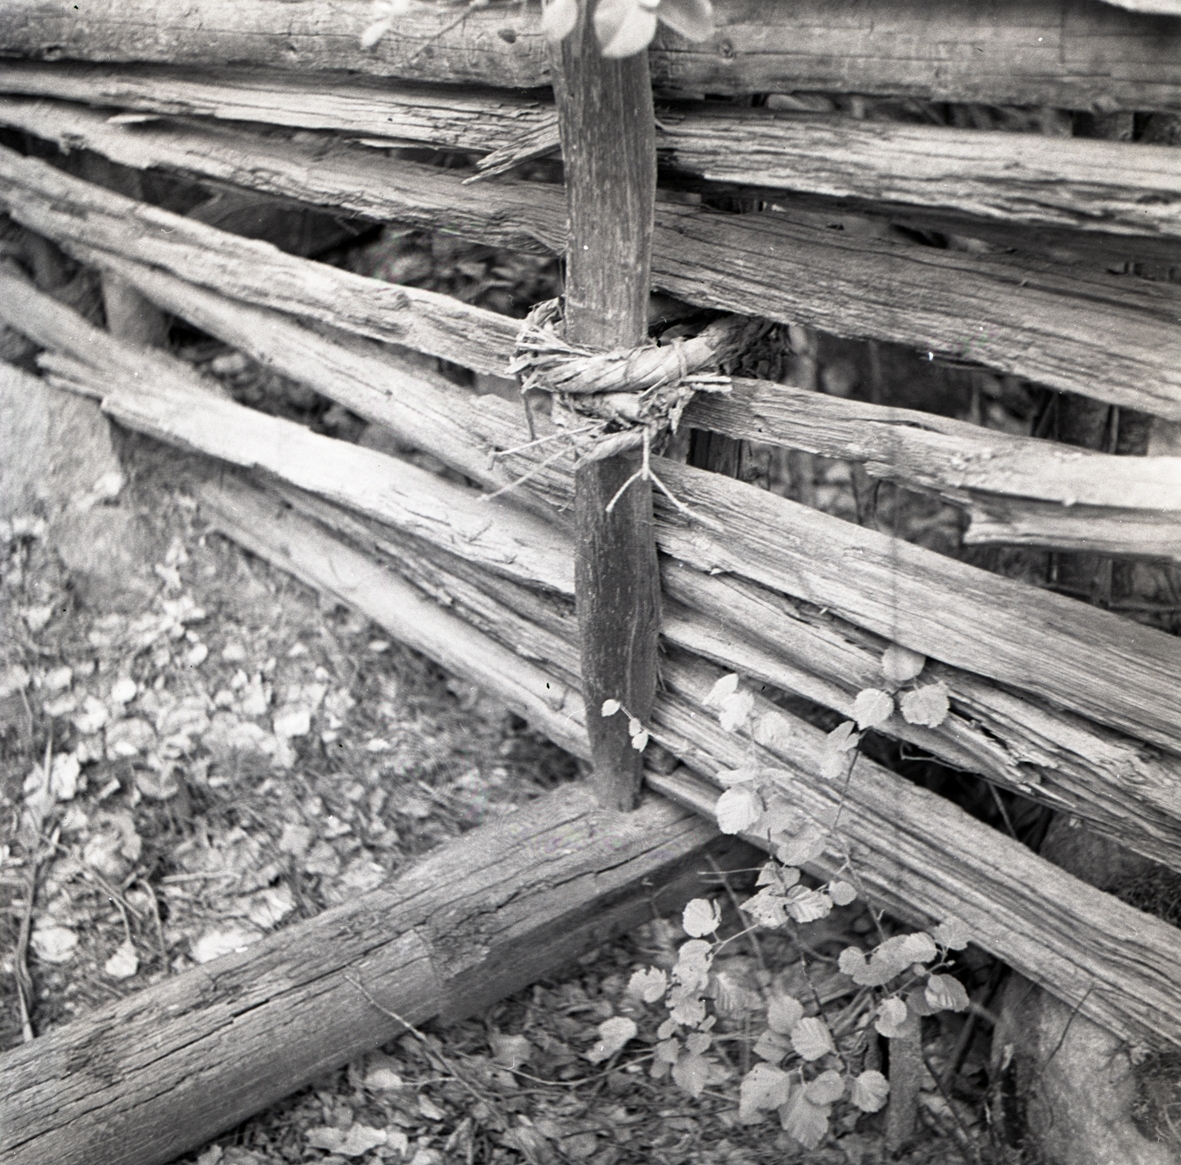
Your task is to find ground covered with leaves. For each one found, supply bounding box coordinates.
[0,217,1061,1165]
[2,433,1001,1165]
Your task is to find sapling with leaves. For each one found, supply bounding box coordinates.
[613,660,971,1149]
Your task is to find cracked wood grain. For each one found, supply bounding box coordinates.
[1,0,1179,110]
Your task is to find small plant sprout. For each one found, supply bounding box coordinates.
[620,666,971,1148]
[600,698,649,750]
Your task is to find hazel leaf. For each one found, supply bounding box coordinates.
[805,1069,846,1105]
[682,897,722,938]
[849,1069,890,1113]
[716,785,763,834]
[766,992,804,1035]
[932,916,972,951]
[790,1016,836,1062]
[656,0,714,41]
[585,1016,638,1063]
[739,1062,791,1120]
[779,1086,831,1148]
[925,973,970,1013]
[852,688,894,730]
[828,880,857,906]
[900,682,951,728]
[881,643,926,685]
[541,0,580,40]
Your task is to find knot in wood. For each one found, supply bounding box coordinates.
[508,297,738,461]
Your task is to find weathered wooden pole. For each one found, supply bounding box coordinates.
[548,6,661,811]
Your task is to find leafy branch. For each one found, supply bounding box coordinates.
[601,652,971,1149]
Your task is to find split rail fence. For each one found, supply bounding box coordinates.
[1,1,1180,1162]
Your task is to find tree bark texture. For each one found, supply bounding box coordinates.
[0,0,1179,111]
[4,73,1180,250]
[550,18,660,810]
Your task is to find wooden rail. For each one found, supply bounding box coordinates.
[198,471,1181,1055]
[2,75,1178,248]
[0,756,751,1165]
[2,138,1178,563]
[7,270,1181,871]
[2,0,1180,110]
[3,117,1177,419]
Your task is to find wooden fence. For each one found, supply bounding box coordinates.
[1,1,1180,1162]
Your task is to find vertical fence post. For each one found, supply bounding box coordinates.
[548,13,660,811]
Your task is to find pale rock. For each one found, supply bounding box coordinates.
[237,674,270,717]
[104,938,139,980]
[42,694,78,718]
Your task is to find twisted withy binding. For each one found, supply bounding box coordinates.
[496,298,753,519]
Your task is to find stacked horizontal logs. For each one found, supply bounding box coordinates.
[1,6,1179,1158]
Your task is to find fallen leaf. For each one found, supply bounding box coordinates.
[104,938,139,980]
[0,665,31,698]
[49,753,81,800]
[109,676,138,704]
[272,706,311,739]
[31,924,78,964]
[191,924,260,964]
[490,1031,534,1070]
[585,1016,637,1063]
